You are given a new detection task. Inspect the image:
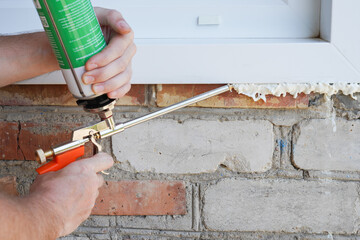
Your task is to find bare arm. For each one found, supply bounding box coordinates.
[0,194,59,240]
[0,153,113,240]
[0,32,59,87]
[0,8,136,98]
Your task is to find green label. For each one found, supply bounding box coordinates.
[34,0,106,69]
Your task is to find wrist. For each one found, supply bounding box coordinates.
[21,193,63,240]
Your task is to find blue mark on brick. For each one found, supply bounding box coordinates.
[277,139,287,153]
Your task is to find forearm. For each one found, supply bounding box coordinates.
[0,194,60,240]
[0,32,59,87]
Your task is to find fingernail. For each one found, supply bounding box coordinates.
[83,75,94,84]
[108,90,117,99]
[88,63,98,71]
[93,84,104,93]
[117,20,130,29]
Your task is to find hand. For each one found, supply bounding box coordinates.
[27,153,113,237]
[82,7,136,99]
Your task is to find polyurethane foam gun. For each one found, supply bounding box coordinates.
[32,0,233,175]
[35,85,232,174]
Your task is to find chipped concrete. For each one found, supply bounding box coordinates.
[112,119,274,174]
[293,118,360,171]
[334,93,360,120]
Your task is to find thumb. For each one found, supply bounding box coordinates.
[77,153,114,173]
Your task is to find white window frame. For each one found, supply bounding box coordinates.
[10,0,360,84]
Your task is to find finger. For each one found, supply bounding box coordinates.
[107,81,131,99]
[83,43,136,85]
[92,65,132,95]
[94,7,131,35]
[86,31,134,71]
[97,174,105,188]
[77,152,114,173]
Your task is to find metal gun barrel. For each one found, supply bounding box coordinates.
[37,85,231,162]
[100,85,231,138]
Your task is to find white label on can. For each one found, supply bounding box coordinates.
[33,0,41,9]
[40,16,49,28]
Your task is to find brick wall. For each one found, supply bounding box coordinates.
[1,84,360,239]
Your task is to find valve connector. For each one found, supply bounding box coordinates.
[76,94,116,120]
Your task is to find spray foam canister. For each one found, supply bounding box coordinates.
[33,0,106,100]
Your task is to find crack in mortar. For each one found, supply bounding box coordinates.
[290,122,302,171]
[302,170,310,180]
[273,127,282,170]
[16,121,25,160]
[289,122,313,180]
[353,184,360,234]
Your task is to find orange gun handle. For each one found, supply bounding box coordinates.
[36,145,85,175]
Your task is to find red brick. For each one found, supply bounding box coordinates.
[18,122,94,161]
[0,84,146,106]
[0,176,18,196]
[0,121,22,160]
[116,84,146,106]
[92,180,187,216]
[156,84,309,109]
[0,122,93,161]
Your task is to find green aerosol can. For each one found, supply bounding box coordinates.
[32,0,106,100]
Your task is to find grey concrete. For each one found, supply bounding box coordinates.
[59,237,90,240]
[112,119,274,174]
[0,160,38,196]
[88,234,111,240]
[293,118,360,171]
[308,170,360,181]
[81,216,111,228]
[203,178,360,234]
[63,228,360,240]
[334,93,360,111]
[116,215,192,231]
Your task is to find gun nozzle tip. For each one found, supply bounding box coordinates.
[35,149,46,164]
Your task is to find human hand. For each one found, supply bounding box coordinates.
[82,7,136,99]
[27,153,113,238]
